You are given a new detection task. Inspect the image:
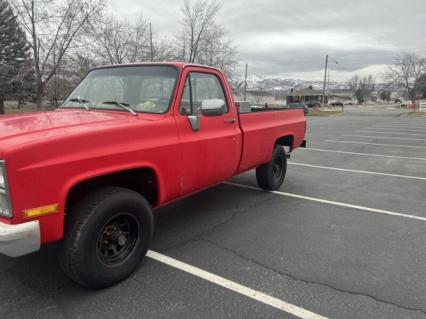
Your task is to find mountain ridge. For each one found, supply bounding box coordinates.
[233,74,396,93]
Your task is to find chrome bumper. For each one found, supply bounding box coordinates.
[0,220,40,257]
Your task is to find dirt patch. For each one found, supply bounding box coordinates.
[406,112,426,117]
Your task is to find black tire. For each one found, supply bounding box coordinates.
[256,145,287,190]
[58,187,153,289]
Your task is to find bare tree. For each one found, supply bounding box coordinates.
[380,90,392,103]
[195,29,238,76]
[385,53,426,103]
[348,74,359,91]
[179,0,220,63]
[44,51,99,102]
[177,0,237,74]
[12,0,104,107]
[91,16,150,65]
[152,37,178,62]
[362,75,376,102]
[348,74,375,104]
[348,74,364,103]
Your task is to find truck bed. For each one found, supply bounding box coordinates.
[237,108,306,173]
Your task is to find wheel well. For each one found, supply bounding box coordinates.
[65,168,159,210]
[275,135,294,151]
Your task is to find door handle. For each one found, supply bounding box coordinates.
[224,118,236,124]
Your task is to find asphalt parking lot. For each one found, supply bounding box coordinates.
[1,105,426,319]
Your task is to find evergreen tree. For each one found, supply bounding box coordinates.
[0,0,33,114]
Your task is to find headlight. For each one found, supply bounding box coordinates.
[0,161,12,218]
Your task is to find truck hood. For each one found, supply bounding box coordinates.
[0,109,143,151]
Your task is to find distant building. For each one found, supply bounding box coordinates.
[286,87,324,104]
[328,89,354,102]
[286,87,358,105]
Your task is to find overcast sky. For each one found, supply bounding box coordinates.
[109,0,426,81]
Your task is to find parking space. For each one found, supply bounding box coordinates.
[2,105,426,318]
[0,245,289,319]
[154,186,426,318]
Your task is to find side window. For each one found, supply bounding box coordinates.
[179,72,228,115]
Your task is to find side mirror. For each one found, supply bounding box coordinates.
[201,99,226,116]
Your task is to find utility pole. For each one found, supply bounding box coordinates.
[149,22,154,61]
[327,68,330,104]
[243,63,248,101]
[53,48,58,108]
[322,55,328,106]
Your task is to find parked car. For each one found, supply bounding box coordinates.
[395,98,411,107]
[329,101,343,107]
[305,100,321,108]
[0,62,307,288]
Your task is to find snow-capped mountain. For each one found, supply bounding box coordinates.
[232,74,393,93]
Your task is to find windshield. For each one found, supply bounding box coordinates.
[62,66,178,114]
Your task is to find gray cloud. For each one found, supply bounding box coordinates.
[110,0,426,80]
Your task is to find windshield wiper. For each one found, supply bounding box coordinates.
[68,98,90,110]
[102,101,137,116]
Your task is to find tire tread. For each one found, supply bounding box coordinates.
[57,187,148,288]
[255,145,287,190]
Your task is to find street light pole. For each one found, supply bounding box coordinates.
[149,22,153,61]
[327,68,330,103]
[323,55,339,106]
[322,55,328,106]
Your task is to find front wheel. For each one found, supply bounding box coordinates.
[58,187,153,289]
[256,145,287,190]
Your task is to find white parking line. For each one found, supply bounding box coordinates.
[224,182,426,222]
[372,124,426,129]
[358,130,426,136]
[325,139,426,149]
[288,162,426,181]
[146,250,327,319]
[300,147,426,161]
[368,127,426,133]
[344,134,426,141]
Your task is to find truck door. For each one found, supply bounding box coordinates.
[175,68,242,195]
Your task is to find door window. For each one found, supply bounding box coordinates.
[180,72,228,115]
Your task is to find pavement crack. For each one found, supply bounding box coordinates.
[156,234,202,252]
[202,238,426,316]
[157,195,274,251]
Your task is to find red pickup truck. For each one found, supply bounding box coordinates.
[0,63,306,288]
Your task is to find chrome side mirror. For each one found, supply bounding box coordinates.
[201,99,226,116]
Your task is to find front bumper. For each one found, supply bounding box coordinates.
[0,220,40,257]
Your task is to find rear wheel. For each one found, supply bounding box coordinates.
[256,145,287,190]
[58,187,153,289]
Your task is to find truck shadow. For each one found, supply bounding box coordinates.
[152,183,269,250]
